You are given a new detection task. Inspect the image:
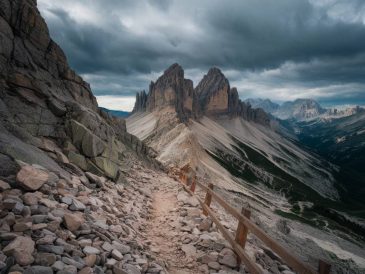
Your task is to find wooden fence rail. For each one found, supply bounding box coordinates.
[178,174,331,274]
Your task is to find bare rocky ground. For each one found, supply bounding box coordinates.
[0,156,159,274]
[141,171,297,274]
[0,149,297,274]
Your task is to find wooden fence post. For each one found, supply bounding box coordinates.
[235,207,251,248]
[203,183,214,216]
[318,260,331,274]
[190,177,196,193]
[181,174,186,184]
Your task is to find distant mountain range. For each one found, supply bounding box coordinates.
[245,98,363,121]
[99,107,130,118]
[244,98,280,114]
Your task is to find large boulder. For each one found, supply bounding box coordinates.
[81,129,105,158]
[3,236,35,266]
[16,165,49,190]
[63,212,84,232]
[93,157,119,179]
[68,151,87,171]
[68,119,105,157]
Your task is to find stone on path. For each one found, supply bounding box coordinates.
[218,248,238,268]
[3,236,35,266]
[63,212,84,232]
[83,246,100,255]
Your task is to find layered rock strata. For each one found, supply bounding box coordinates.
[0,0,159,183]
[132,64,270,125]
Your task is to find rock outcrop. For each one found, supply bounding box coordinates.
[132,90,148,112]
[0,0,159,182]
[195,68,270,125]
[195,67,230,116]
[133,64,195,122]
[132,64,270,125]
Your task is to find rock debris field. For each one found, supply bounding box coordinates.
[0,154,296,274]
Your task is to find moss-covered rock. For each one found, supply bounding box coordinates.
[86,159,105,177]
[68,151,87,171]
[81,129,105,158]
[93,157,119,179]
[69,119,106,157]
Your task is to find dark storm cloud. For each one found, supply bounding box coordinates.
[200,1,365,70]
[38,0,365,108]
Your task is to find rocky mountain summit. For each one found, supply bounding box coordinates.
[133,64,195,122]
[132,64,270,126]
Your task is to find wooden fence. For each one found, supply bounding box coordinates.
[178,172,331,274]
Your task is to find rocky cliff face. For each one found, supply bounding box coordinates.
[195,68,230,115]
[0,1,170,273]
[133,64,195,122]
[132,64,270,125]
[132,90,148,112]
[0,0,158,183]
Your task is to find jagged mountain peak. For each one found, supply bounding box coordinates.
[163,63,184,76]
[245,98,280,114]
[194,68,230,116]
[132,64,270,125]
[152,63,187,90]
[196,67,229,95]
[207,66,224,76]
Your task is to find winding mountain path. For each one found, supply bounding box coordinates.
[145,176,205,274]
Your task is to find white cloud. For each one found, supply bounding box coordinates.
[96,95,135,111]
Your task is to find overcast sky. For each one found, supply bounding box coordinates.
[38,0,365,111]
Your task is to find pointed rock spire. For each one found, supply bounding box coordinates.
[131,63,195,122]
[132,90,147,112]
[195,67,230,115]
[131,64,270,126]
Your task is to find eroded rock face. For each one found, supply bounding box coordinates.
[133,90,148,112]
[195,67,230,115]
[143,63,195,122]
[0,0,160,181]
[131,64,270,126]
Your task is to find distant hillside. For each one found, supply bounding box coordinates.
[100,107,130,118]
[246,98,364,122]
[291,109,365,204]
[275,99,326,120]
[245,98,279,113]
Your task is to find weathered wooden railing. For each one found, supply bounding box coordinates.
[178,174,331,274]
